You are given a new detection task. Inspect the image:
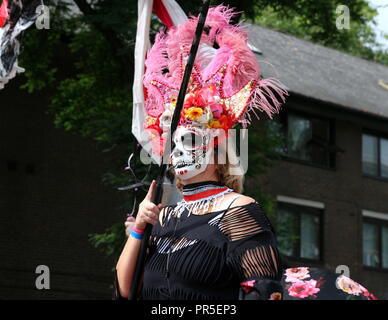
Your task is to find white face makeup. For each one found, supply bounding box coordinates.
[171,126,214,180]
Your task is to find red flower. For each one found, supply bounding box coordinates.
[194,90,207,107]
[240,280,255,293]
[183,86,217,110]
[145,118,162,135]
[183,94,196,109]
[218,114,234,131]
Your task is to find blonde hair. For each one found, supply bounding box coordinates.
[175,144,244,193]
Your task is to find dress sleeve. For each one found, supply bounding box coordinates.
[221,202,284,300]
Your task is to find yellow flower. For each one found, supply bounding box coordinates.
[207,120,222,128]
[145,116,157,127]
[184,107,203,120]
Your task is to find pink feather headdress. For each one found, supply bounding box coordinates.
[143,5,288,155]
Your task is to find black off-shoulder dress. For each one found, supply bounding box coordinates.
[114,201,284,300]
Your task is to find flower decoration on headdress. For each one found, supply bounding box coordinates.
[143,5,288,155]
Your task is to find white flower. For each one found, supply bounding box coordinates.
[196,107,213,125]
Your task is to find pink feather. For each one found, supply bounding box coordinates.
[143,4,288,125]
[248,78,289,120]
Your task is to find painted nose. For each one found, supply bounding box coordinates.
[173,149,184,157]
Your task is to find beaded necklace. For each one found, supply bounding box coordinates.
[167,181,233,220]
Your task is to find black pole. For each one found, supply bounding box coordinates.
[129,0,211,300]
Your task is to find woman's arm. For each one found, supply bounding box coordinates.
[124,216,136,237]
[115,234,143,298]
[115,180,163,298]
[221,198,284,300]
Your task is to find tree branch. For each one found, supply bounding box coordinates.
[72,0,133,86]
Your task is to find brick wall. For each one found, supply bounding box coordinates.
[0,79,126,299]
[260,95,388,299]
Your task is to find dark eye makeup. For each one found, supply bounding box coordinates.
[180,132,203,150]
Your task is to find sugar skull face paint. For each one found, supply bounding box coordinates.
[171,126,214,180]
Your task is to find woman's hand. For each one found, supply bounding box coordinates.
[134,180,163,231]
[124,216,136,237]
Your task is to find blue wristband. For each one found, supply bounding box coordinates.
[130,230,144,240]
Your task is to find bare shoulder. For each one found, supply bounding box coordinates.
[225,192,256,208]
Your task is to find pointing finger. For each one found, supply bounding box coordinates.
[145,180,156,201]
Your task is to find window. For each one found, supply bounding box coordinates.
[276,199,323,261]
[284,112,335,168]
[362,133,388,179]
[362,211,388,269]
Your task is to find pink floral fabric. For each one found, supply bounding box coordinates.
[281,267,378,300]
[336,275,377,300]
[288,279,320,299]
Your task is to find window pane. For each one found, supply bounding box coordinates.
[311,118,330,166]
[287,114,312,161]
[300,213,320,260]
[363,223,380,267]
[276,208,299,257]
[380,138,388,178]
[312,118,329,141]
[362,134,378,176]
[382,226,388,269]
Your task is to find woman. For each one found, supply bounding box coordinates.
[114,5,288,300]
[116,5,380,300]
[115,141,379,302]
[115,142,284,300]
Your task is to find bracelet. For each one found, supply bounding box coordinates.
[130,230,144,240]
[133,227,144,234]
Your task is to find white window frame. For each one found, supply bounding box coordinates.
[277,195,325,209]
[362,209,388,221]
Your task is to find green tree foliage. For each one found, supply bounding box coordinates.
[18,0,387,257]
[181,0,388,65]
[247,1,388,65]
